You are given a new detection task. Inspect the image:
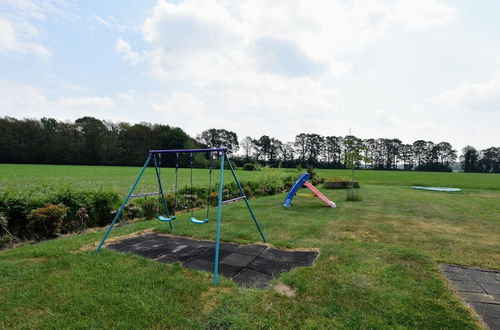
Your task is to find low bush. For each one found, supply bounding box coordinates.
[139,199,160,220]
[0,173,298,244]
[325,176,350,182]
[346,188,362,202]
[26,204,68,239]
[242,163,256,171]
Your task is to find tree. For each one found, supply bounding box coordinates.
[400,144,414,170]
[461,146,479,172]
[294,133,308,164]
[436,142,457,167]
[255,135,271,162]
[269,138,283,164]
[240,136,253,161]
[478,147,500,173]
[412,140,427,168]
[75,117,107,164]
[306,134,324,165]
[197,128,239,154]
[281,142,295,164]
[325,136,343,168]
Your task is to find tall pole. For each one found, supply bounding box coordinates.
[95,154,152,254]
[213,150,225,286]
[226,155,266,242]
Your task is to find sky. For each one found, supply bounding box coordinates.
[1,0,499,151]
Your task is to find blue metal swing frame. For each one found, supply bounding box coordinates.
[95,148,266,286]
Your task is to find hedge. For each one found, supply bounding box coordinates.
[0,172,299,245]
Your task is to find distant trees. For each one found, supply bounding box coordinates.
[0,116,195,166]
[459,145,500,173]
[196,128,239,154]
[227,130,459,172]
[5,116,499,173]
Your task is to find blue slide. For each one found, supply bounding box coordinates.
[283,173,310,207]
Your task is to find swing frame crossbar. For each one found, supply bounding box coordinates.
[94,148,266,286]
[130,192,161,198]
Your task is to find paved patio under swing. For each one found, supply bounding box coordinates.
[108,233,319,289]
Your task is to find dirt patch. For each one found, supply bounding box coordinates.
[338,230,378,242]
[73,228,155,253]
[275,283,296,297]
[199,287,233,314]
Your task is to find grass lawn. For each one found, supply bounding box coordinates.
[2,169,499,328]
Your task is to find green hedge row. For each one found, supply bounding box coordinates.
[0,173,299,246]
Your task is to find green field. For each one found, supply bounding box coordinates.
[0,164,291,197]
[2,164,500,197]
[1,164,500,328]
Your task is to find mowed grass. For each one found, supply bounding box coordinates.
[2,166,500,328]
[314,168,500,190]
[2,164,500,198]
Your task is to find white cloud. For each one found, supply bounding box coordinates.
[117,90,137,102]
[153,92,205,117]
[94,15,128,31]
[58,96,115,109]
[127,0,459,140]
[0,80,116,120]
[429,67,500,111]
[114,37,143,64]
[0,17,51,57]
[0,80,48,110]
[393,0,457,30]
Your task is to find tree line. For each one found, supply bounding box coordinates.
[197,130,458,171]
[1,116,498,173]
[461,146,500,173]
[0,116,196,166]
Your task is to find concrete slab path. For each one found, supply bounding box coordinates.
[442,264,500,330]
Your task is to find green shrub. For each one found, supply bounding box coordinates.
[242,163,256,171]
[0,233,17,249]
[87,191,120,227]
[0,192,46,237]
[49,189,119,228]
[346,189,362,202]
[139,199,159,220]
[26,204,68,239]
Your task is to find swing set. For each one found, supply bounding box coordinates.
[95,148,266,286]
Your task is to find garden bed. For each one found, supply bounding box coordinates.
[324,181,360,189]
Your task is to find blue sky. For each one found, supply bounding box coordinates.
[1,0,499,151]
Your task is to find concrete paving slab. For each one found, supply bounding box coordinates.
[442,264,500,330]
[457,292,500,304]
[452,280,486,293]
[109,233,318,289]
[481,284,500,295]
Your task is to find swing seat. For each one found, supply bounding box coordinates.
[190,216,208,224]
[158,215,176,222]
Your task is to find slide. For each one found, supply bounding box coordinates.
[283,173,336,208]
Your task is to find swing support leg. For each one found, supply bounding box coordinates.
[95,154,152,254]
[226,155,267,243]
[213,151,225,286]
[153,155,173,230]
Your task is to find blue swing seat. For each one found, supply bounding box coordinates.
[158,215,176,222]
[190,216,208,224]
